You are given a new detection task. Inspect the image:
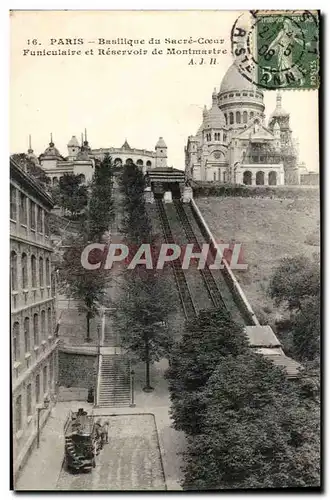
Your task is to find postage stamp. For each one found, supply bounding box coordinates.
[231,10,320,90]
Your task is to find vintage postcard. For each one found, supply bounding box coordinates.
[10,10,320,491]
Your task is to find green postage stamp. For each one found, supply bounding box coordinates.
[255,10,320,89]
[232,10,320,90]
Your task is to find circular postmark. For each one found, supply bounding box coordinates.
[230,10,319,90]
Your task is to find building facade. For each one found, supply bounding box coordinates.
[185,63,301,186]
[33,131,168,184]
[10,158,59,478]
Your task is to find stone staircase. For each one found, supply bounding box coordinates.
[97,354,131,407]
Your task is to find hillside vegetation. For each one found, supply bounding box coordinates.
[197,195,320,323]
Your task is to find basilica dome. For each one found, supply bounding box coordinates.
[220,63,262,95]
[203,103,226,129]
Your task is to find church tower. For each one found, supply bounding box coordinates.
[67,136,80,159]
[155,137,167,168]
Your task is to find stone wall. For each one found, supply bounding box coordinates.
[58,352,97,390]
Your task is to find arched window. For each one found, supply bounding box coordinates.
[11,251,17,290]
[22,253,28,289]
[223,134,227,143]
[250,111,254,120]
[136,159,143,166]
[53,177,58,185]
[46,258,50,286]
[146,160,152,167]
[125,158,133,165]
[31,255,37,288]
[33,313,39,346]
[47,307,52,336]
[79,174,86,183]
[243,171,252,185]
[268,171,277,186]
[236,111,241,124]
[243,111,248,124]
[13,321,20,362]
[223,172,226,183]
[256,171,265,185]
[41,310,46,340]
[24,317,30,352]
[15,395,22,431]
[20,193,27,225]
[39,257,44,287]
[229,112,234,125]
[224,113,227,125]
[10,186,16,220]
[213,172,216,181]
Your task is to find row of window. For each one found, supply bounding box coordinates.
[11,251,51,291]
[205,132,227,143]
[212,171,227,182]
[12,308,53,363]
[224,110,256,126]
[14,357,54,432]
[221,91,263,100]
[10,186,49,235]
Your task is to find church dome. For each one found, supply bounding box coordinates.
[220,63,262,94]
[155,137,167,148]
[203,103,226,129]
[68,135,80,147]
[270,92,289,119]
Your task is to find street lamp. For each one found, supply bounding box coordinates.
[36,395,50,448]
[130,370,136,408]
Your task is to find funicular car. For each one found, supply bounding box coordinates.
[64,408,101,473]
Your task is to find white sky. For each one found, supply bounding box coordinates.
[10,10,319,171]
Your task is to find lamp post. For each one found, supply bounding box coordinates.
[130,370,136,407]
[36,395,50,448]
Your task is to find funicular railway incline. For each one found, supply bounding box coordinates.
[155,199,197,320]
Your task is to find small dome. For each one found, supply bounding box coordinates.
[68,136,80,147]
[220,63,261,94]
[203,103,226,129]
[156,137,167,148]
[270,92,289,119]
[42,142,61,158]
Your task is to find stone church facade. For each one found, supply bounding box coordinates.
[185,63,301,186]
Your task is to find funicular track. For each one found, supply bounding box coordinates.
[173,200,226,311]
[156,199,197,320]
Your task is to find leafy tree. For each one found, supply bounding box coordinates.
[56,173,88,218]
[268,256,320,361]
[59,235,107,342]
[11,153,50,190]
[116,268,175,391]
[182,352,320,490]
[268,256,320,311]
[120,162,152,245]
[88,154,114,241]
[166,309,248,435]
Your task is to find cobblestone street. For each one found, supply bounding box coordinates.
[56,415,165,491]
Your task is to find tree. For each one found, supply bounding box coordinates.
[11,153,50,190]
[116,267,176,391]
[182,352,320,490]
[59,235,107,342]
[268,256,320,311]
[166,309,249,435]
[88,154,114,241]
[268,256,320,361]
[56,173,88,218]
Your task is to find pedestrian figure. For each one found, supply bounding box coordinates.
[101,421,109,444]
